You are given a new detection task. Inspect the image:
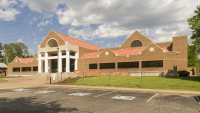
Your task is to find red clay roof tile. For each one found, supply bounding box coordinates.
[113,48,144,56]
[18,58,34,62]
[56,32,101,50]
[81,46,171,58]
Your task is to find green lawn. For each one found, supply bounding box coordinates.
[0,79,4,82]
[69,76,200,91]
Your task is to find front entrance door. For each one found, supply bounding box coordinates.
[70,59,75,72]
[52,59,57,73]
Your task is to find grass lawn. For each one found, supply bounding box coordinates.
[0,79,4,82]
[69,76,200,91]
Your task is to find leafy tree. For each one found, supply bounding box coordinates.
[188,43,198,67]
[188,6,200,76]
[0,42,6,63]
[188,6,200,52]
[3,42,29,64]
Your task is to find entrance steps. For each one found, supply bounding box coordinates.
[44,72,78,84]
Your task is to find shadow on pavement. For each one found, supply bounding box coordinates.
[0,96,78,113]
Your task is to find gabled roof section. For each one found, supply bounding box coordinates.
[120,30,152,49]
[56,32,101,50]
[113,48,144,56]
[18,58,34,63]
[140,42,165,54]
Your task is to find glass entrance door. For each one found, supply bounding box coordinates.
[52,59,57,73]
[70,59,75,72]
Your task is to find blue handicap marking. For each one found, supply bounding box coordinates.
[134,69,136,71]
[112,95,135,100]
[69,93,91,96]
[35,91,55,93]
[12,89,30,92]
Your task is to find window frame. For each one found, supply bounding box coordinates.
[33,67,38,71]
[100,63,115,69]
[142,60,163,68]
[22,67,31,72]
[89,64,98,69]
[13,67,20,72]
[118,61,139,68]
[130,40,142,47]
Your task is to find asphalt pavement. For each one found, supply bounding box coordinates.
[0,87,199,113]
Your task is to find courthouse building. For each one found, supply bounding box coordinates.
[7,29,188,76]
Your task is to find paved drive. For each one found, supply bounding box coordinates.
[0,87,200,113]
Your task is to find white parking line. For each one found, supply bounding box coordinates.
[94,91,116,97]
[146,93,159,102]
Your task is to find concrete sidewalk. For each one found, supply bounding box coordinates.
[42,84,200,96]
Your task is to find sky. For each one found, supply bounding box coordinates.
[0,0,200,55]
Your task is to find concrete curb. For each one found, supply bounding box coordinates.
[42,84,200,96]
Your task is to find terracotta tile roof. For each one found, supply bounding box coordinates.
[161,47,170,52]
[113,48,144,56]
[80,46,171,58]
[81,52,102,58]
[56,32,101,50]
[18,58,34,62]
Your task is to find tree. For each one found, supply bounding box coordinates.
[188,6,200,76]
[0,42,6,63]
[188,6,200,52]
[3,42,29,64]
[188,43,198,66]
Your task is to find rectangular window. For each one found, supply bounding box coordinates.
[33,67,38,71]
[118,62,139,68]
[22,67,31,72]
[13,67,20,72]
[100,63,115,69]
[89,64,97,69]
[142,60,163,68]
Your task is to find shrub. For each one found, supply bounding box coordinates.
[92,75,94,77]
[178,70,190,77]
[68,77,70,79]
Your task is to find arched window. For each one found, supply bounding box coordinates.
[47,39,58,47]
[130,40,142,47]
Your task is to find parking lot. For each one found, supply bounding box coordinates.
[0,87,200,113]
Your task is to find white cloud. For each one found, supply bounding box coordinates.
[34,38,38,44]
[29,16,38,25]
[107,43,111,47]
[0,0,20,21]
[37,13,54,27]
[17,38,22,43]
[28,49,33,53]
[39,28,43,31]
[100,41,104,43]
[15,0,200,42]
[68,22,133,40]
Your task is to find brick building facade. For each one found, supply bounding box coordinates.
[8,29,188,77]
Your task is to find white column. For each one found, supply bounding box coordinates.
[38,52,42,73]
[45,52,48,73]
[66,50,70,72]
[58,50,62,72]
[75,52,79,71]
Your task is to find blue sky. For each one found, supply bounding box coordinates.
[0,0,200,55]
